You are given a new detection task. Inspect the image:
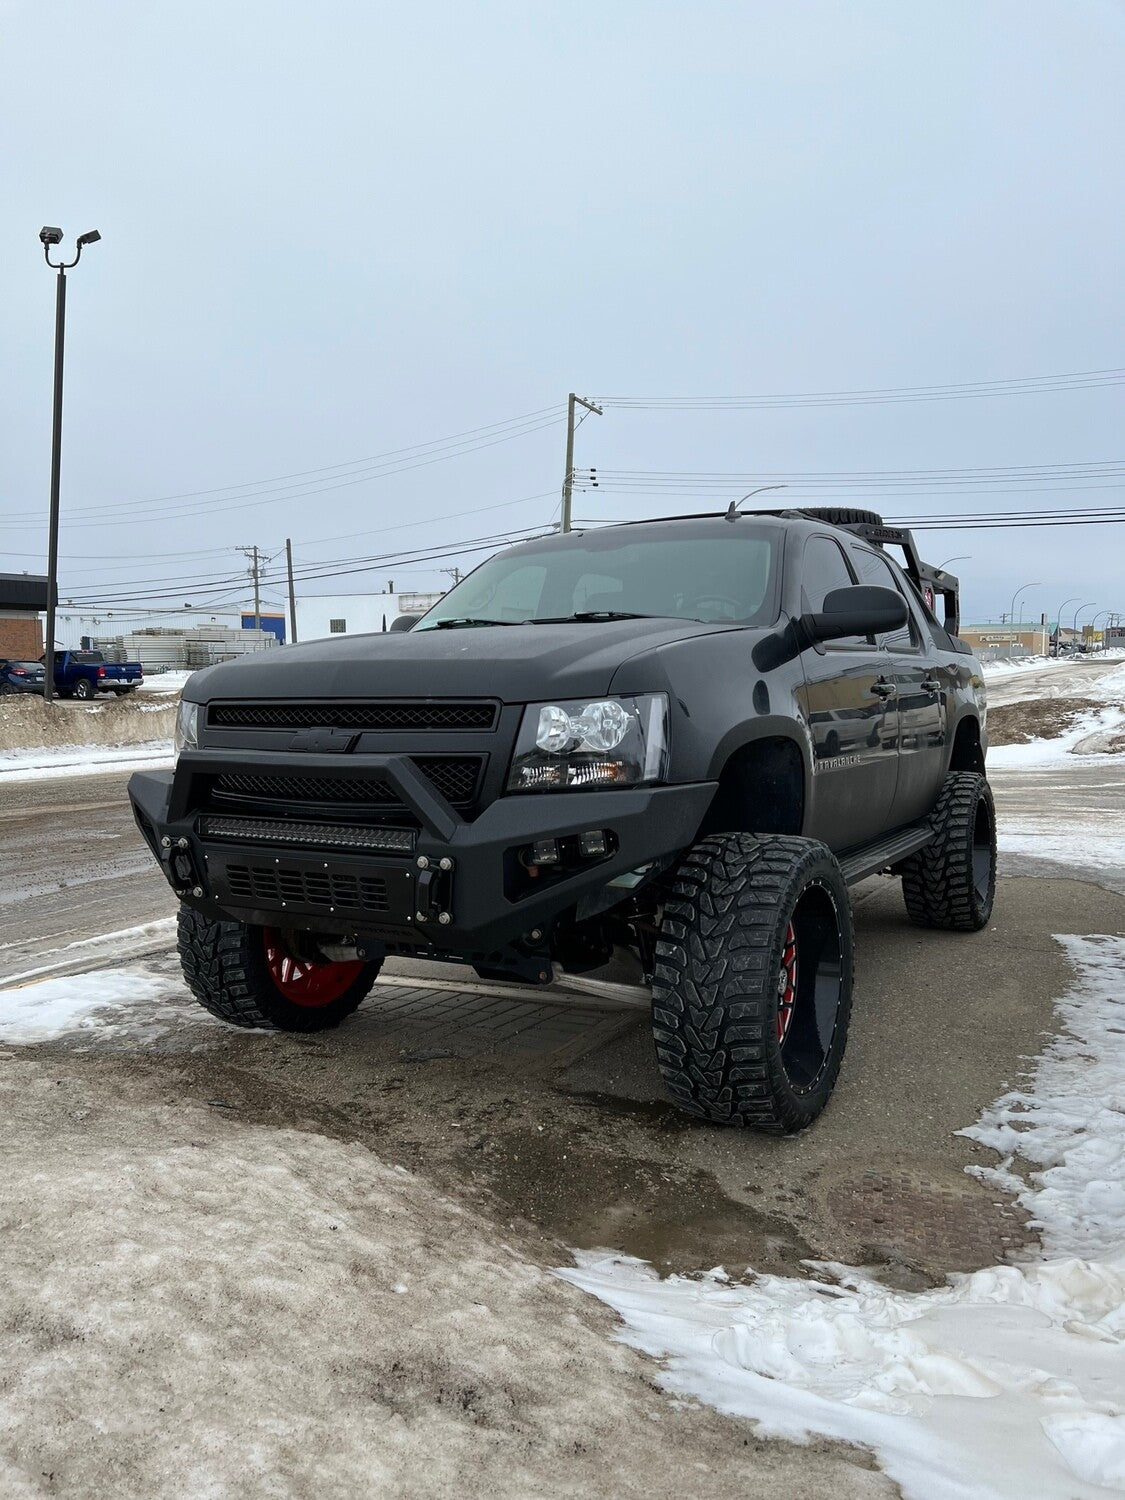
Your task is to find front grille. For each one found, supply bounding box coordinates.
[225,863,389,913]
[208,700,497,732]
[201,815,415,855]
[211,756,484,812]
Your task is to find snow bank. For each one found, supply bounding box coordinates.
[0,679,179,779]
[560,933,1125,1500]
[0,742,173,782]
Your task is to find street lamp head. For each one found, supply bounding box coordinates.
[39,226,63,245]
[76,229,101,246]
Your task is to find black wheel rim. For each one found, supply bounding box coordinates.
[972,796,994,905]
[778,883,844,1092]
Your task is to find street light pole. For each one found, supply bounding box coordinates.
[39,226,100,703]
[1053,597,1080,657]
[1073,601,1096,631]
[1009,580,1041,625]
[937,555,971,571]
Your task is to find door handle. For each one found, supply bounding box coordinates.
[870,679,897,699]
[920,678,941,694]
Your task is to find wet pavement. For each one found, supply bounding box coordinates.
[3,762,1124,1287]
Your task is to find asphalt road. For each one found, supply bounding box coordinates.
[2,760,1123,1287]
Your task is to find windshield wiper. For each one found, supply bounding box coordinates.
[530,611,659,624]
[428,617,518,629]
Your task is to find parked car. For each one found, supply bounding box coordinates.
[48,649,144,699]
[129,507,992,1133]
[0,658,46,695]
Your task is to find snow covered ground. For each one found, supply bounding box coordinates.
[0,742,172,782]
[560,932,1125,1500]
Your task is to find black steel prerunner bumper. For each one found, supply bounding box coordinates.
[128,751,714,959]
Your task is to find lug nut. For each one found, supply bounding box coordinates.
[437,912,451,925]
[160,836,171,848]
[416,911,427,922]
[192,886,204,898]
[176,837,190,849]
[416,855,429,869]
[439,857,453,871]
[529,928,542,942]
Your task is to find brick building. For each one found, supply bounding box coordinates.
[0,574,53,659]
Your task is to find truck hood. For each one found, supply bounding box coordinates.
[187,618,735,704]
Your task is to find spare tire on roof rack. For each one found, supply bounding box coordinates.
[794,507,885,527]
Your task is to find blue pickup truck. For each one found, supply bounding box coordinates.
[49,649,144,699]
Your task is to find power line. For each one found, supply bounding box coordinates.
[595,368,1125,410]
[0,407,566,530]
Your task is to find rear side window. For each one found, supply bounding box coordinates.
[801,535,866,649]
[848,546,919,651]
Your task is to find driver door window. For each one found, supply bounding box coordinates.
[801,535,865,649]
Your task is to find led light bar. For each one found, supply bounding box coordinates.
[200,816,416,855]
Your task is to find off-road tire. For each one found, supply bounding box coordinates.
[652,834,854,1133]
[72,678,96,700]
[900,771,996,931]
[177,906,380,1031]
[793,506,885,527]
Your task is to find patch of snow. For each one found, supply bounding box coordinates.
[988,704,1125,770]
[0,964,195,1044]
[137,670,193,695]
[0,742,172,781]
[560,933,1125,1500]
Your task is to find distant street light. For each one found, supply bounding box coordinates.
[937,555,971,571]
[1053,596,1081,657]
[1073,602,1097,643]
[40,225,101,702]
[1009,581,1041,624]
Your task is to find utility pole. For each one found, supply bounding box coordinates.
[560,392,602,533]
[441,567,463,587]
[235,545,264,631]
[285,538,298,644]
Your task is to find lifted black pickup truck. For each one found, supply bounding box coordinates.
[129,507,993,1132]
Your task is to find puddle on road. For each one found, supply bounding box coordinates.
[476,1124,812,1278]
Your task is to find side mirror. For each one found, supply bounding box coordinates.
[389,615,416,633]
[802,585,908,645]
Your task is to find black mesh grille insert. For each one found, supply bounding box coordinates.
[208,701,497,732]
[224,864,389,913]
[211,756,484,811]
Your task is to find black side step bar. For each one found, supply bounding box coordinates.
[837,824,935,886]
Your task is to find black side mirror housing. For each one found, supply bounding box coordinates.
[801,585,908,645]
[389,615,417,633]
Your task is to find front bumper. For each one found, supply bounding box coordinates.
[128,756,715,954]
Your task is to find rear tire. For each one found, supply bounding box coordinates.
[73,679,96,701]
[177,906,380,1031]
[652,834,854,1133]
[901,772,996,930]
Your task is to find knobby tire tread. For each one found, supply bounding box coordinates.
[176,907,376,1031]
[652,834,853,1134]
[900,772,995,932]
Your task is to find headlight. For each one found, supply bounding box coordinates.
[174,700,200,759]
[507,694,668,793]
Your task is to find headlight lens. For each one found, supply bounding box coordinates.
[508,694,668,793]
[174,700,200,759]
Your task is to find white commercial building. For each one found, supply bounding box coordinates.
[294,591,442,642]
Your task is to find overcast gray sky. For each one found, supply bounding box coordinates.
[1,0,1122,627]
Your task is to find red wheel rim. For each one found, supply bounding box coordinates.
[777,921,798,1044]
[262,929,365,1007]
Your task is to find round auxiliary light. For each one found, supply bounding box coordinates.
[573,700,631,752]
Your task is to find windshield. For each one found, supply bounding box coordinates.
[416,525,778,630]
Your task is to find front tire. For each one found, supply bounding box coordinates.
[652,834,854,1133]
[177,907,380,1031]
[901,771,996,930]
